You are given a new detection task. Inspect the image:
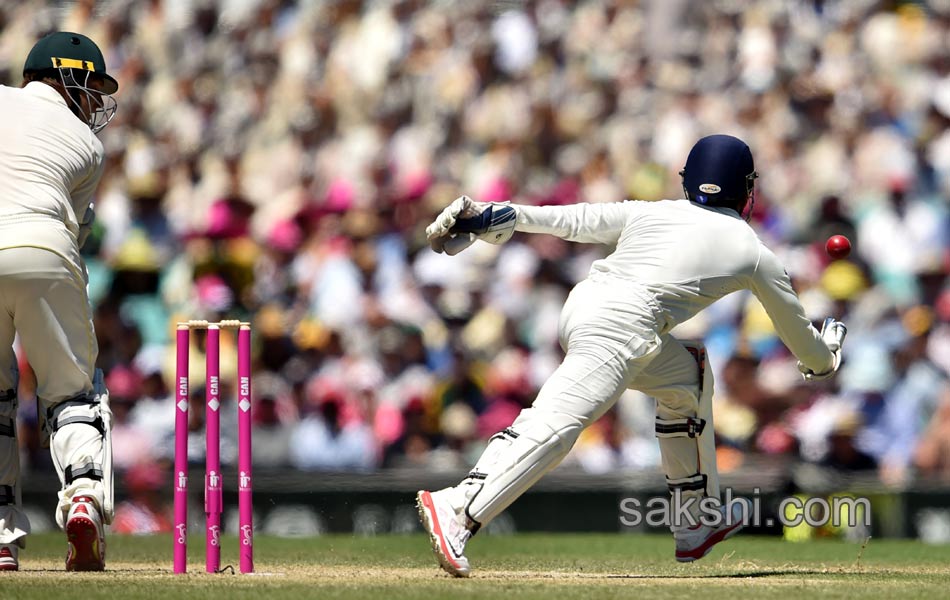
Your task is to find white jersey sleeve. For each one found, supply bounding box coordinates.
[515,202,632,245]
[749,245,835,374]
[70,138,104,222]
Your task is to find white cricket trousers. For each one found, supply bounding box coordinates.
[532,273,707,437]
[465,274,710,524]
[0,246,101,546]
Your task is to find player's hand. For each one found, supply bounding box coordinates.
[426,196,475,241]
[426,195,477,255]
[77,204,95,248]
[798,318,847,381]
[426,196,517,254]
[429,231,478,256]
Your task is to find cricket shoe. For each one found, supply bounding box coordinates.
[65,495,105,571]
[674,499,750,563]
[0,545,18,571]
[417,488,475,577]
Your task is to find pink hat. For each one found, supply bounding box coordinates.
[396,170,432,203]
[106,365,143,400]
[267,219,303,253]
[325,179,355,213]
[195,274,234,312]
[480,177,512,203]
[205,198,252,239]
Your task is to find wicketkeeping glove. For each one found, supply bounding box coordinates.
[425,196,517,255]
[798,317,847,382]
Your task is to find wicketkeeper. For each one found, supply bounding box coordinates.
[418,134,847,576]
[0,32,118,572]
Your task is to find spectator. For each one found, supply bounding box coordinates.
[7,1,950,489]
[289,382,377,471]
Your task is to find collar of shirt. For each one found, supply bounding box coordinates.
[23,80,68,108]
[689,201,742,219]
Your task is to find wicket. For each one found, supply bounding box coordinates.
[174,319,253,574]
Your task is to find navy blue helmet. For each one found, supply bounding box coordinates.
[680,134,758,219]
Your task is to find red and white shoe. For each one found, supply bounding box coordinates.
[0,545,18,571]
[417,489,474,577]
[65,496,105,571]
[674,499,749,562]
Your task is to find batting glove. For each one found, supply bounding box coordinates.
[798,318,847,381]
[426,196,517,255]
[77,205,95,248]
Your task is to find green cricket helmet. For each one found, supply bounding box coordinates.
[23,32,118,132]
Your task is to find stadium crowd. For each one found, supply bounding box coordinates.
[7,0,950,519]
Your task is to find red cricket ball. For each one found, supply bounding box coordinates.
[825,235,851,260]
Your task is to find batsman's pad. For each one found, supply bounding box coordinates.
[0,389,17,479]
[47,383,113,527]
[0,388,29,546]
[461,410,583,526]
[651,342,720,503]
[93,369,114,523]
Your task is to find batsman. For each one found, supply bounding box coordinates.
[0,32,118,571]
[418,135,847,576]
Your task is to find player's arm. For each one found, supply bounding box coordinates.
[426,196,630,254]
[513,202,630,244]
[70,141,105,248]
[748,245,845,380]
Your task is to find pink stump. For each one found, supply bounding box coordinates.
[173,326,189,574]
[237,325,254,573]
[205,325,222,573]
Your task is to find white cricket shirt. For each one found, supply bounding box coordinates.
[0,81,104,266]
[516,199,835,374]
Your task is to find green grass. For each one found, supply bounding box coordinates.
[3,533,949,599]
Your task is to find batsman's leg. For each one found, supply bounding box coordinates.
[0,278,27,571]
[0,384,22,572]
[44,390,110,572]
[631,336,746,562]
[6,248,108,571]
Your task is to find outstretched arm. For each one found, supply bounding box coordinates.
[513,202,631,245]
[426,196,632,254]
[749,245,845,379]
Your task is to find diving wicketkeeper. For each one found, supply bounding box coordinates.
[417,134,846,577]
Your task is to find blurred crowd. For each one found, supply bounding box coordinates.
[7,0,950,527]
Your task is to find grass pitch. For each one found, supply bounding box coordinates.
[3,532,948,599]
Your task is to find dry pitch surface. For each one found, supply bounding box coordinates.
[2,532,949,599]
